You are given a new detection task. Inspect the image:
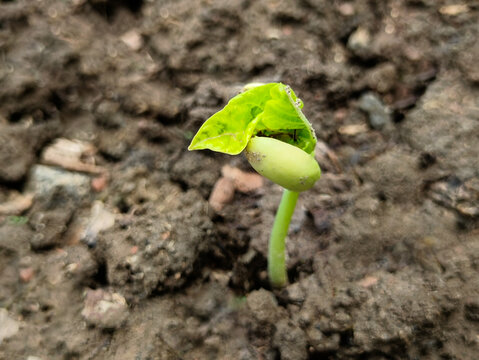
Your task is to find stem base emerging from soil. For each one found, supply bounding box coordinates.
[268,189,299,288]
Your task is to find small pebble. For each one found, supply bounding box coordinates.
[81,289,128,329]
[358,93,391,129]
[120,30,143,51]
[19,267,35,283]
[209,177,235,212]
[81,201,116,247]
[358,276,378,288]
[91,174,108,192]
[338,3,355,16]
[347,27,371,56]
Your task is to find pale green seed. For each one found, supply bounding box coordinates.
[245,137,321,192]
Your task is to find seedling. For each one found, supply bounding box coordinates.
[188,83,321,287]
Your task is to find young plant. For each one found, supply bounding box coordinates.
[188,83,321,288]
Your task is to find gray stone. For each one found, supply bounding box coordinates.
[26,165,91,201]
[358,93,391,129]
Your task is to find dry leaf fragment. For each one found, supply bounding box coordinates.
[41,138,104,174]
[338,123,368,136]
[439,4,469,16]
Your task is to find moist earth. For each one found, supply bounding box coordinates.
[1,0,478,359]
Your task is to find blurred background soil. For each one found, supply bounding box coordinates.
[0,0,478,359]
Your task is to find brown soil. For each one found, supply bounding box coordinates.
[1,0,478,359]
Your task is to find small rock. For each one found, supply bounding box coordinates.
[358,276,378,288]
[81,201,116,247]
[130,246,139,255]
[0,308,19,345]
[209,177,235,212]
[347,27,371,57]
[19,267,35,283]
[91,173,109,192]
[26,165,91,201]
[338,3,355,16]
[120,29,143,51]
[81,289,128,329]
[428,177,479,218]
[358,93,391,130]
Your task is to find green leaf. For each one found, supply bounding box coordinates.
[188,83,316,155]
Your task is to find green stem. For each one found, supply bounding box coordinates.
[268,188,299,288]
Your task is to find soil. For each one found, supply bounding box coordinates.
[1,0,478,359]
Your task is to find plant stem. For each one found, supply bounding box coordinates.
[268,188,299,288]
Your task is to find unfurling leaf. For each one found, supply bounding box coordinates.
[188,83,316,155]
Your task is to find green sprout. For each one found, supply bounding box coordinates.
[188,83,321,288]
